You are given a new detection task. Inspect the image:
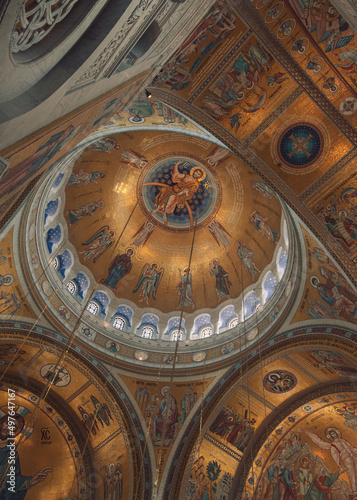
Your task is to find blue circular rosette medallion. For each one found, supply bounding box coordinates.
[278,123,323,168]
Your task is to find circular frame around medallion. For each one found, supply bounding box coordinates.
[137,153,222,233]
[277,122,323,168]
[271,117,328,175]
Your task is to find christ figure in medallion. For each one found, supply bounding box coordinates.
[147,160,206,225]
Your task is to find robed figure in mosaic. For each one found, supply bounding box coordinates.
[103,249,133,289]
[150,160,206,225]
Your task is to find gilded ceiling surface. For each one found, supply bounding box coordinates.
[2,0,357,498]
[0,333,149,499]
[63,130,283,313]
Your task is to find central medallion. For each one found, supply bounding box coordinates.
[138,154,221,232]
[277,122,323,168]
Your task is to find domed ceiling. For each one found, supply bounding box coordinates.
[63,130,283,314]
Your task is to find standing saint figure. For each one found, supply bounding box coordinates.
[104,463,123,500]
[152,386,178,446]
[236,241,260,280]
[81,226,115,262]
[298,456,312,498]
[210,260,231,299]
[304,428,357,498]
[133,263,163,304]
[250,211,278,243]
[92,137,120,152]
[103,249,133,290]
[177,268,194,308]
[0,125,77,198]
[149,161,205,225]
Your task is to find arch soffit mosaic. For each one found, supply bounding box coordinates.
[0,327,153,499]
[160,328,357,499]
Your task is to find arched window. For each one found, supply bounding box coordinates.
[66,281,76,295]
[87,301,99,315]
[244,292,259,319]
[171,330,183,341]
[200,326,213,338]
[113,317,125,330]
[229,317,239,329]
[263,271,277,303]
[142,326,154,339]
[277,247,288,280]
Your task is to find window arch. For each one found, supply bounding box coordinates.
[136,314,159,338]
[46,224,62,254]
[87,301,99,315]
[112,317,125,330]
[228,317,239,329]
[142,326,154,339]
[262,271,277,304]
[171,330,183,341]
[67,272,89,302]
[277,247,288,280]
[199,326,213,338]
[244,291,260,319]
[66,280,76,295]
[191,314,212,338]
[111,305,133,329]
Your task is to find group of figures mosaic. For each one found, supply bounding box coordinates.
[306,245,357,324]
[315,182,357,257]
[261,0,357,113]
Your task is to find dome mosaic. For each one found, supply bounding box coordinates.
[25,129,296,366]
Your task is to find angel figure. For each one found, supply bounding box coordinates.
[90,396,113,427]
[80,225,115,262]
[205,146,230,167]
[208,219,231,248]
[78,405,99,436]
[304,428,357,497]
[120,149,148,169]
[132,221,154,247]
[133,263,163,304]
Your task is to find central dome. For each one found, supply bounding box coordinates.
[27,128,294,364]
[61,130,282,314]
